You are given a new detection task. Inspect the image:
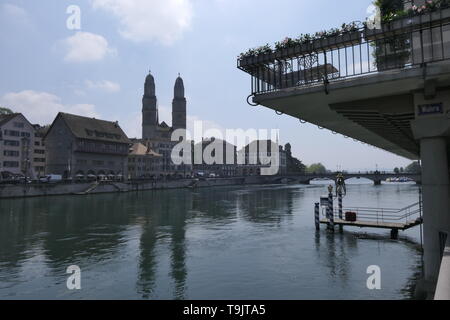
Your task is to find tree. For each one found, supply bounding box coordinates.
[306,163,327,174]
[374,0,404,17]
[405,161,421,174]
[0,107,13,115]
[394,167,400,174]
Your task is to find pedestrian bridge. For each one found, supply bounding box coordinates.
[273,172,421,185]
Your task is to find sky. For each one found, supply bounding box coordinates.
[0,0,413,172]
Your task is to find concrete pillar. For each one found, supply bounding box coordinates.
[420,137,450,282]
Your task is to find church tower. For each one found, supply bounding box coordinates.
[172,75,186,131]
[142,72,158,139]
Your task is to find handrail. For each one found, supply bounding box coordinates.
[238,6,450,95]
[324,201,423,224]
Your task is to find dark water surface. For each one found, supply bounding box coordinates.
[0,181,422,299]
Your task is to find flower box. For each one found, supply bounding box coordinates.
[313,31,362,51]
[364,7,450,41]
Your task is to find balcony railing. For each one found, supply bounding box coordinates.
[237,7,450,96]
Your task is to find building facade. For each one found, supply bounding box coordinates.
[237,140,287,176]
[128,142,162,179]
[33,125,47,177]
[193,138,238,177]
[45,112,131,180]
[0,113,40,180]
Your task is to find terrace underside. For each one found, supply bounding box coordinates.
[253,61,450,159]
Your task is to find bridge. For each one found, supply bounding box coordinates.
[271,172,421,185]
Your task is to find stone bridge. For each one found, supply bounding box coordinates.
[271,172,421,185]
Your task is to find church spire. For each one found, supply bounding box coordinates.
[144,71,155,97]
[174,74,184,99]
[172,75,186,131]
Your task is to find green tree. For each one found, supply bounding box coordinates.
[405,161,421,174]
[374,0,404,17]
[394,167,400,174]
[0,107,13,115]
[306,163,327,174]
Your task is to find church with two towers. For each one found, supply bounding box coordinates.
[142,72,186,140]
[134,72,191,177]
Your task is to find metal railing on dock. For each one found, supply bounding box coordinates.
[325,201,423,226]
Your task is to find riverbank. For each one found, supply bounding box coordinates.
[0,175,279,199]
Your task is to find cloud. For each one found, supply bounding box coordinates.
[0,90,99,125]
[91,0,193,45]
[85,80,121,93]
[62,32,116,62]
[1,3,29,22]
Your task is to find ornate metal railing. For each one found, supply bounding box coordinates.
[237,7,450,96]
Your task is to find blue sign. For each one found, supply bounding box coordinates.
[418,103,443,116]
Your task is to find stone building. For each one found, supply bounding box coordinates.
[192,138,238,177]
[284,143,306,175]
[0,113,40,180]
[128,142,162,179]
[44,112,131,180]
[139,72,192,177]
[237,140,287,176]
[32,124,48,177]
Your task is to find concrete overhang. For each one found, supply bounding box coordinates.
[253,61,450,160]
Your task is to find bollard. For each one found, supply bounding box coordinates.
[338,190,343,232]
[314,202,320,230]
[327,185,334,231]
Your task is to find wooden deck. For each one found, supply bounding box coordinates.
[320,218,422,230]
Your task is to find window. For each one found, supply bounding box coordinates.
[33,158,45,163]
[34,141,40,146]
[21,132,30,138]
[3,161,19,168]
[4,150,19,157]
[13,122,24,128]
[34,149,45,154]
[76,159,88,165]
[4,130,20,137]
[93,160,104,166]
[4,140,19,146]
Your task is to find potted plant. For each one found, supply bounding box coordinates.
[368,0,411,71]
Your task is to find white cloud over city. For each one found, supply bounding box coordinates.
[85,80,121,93]
[0,3,29,24]
[91,0,193,45]
[0,90,99,125]
[62,32,116,62]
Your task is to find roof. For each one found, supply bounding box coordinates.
[0,113,20,126]
[48,112,131,144]
[242,140,279,153]
[129,142,162,157]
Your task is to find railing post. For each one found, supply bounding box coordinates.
[315,202,320,230]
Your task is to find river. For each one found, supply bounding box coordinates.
[0,179,423,299]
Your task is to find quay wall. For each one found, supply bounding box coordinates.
[0,176,275,199]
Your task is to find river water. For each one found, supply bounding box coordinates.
[0,180,423,300]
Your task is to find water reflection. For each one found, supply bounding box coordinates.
[0,184,422,299]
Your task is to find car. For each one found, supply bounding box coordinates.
[39,174,63,183]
